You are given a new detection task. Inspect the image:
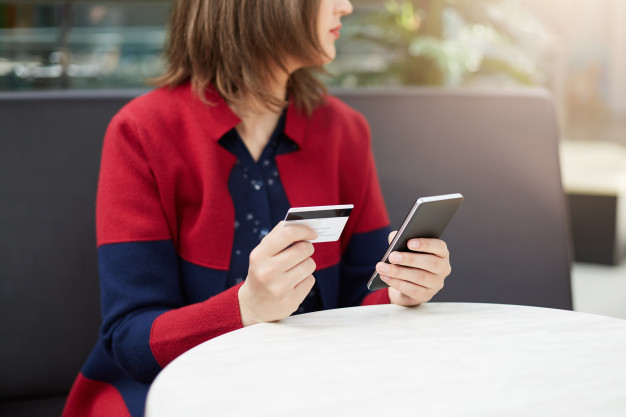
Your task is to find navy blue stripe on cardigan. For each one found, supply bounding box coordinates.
[87,225,389,416]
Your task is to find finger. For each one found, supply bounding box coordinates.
[381,275,434,303]
[406,238,449,258]
[387,251,449,275]
[286,257,317,284]
[258,220,288,246]
[388,287,420,307]
[388,230,397,244]
[294,273,315,291]
[376,262,440,290]
[273,240,315,271]
[293,275,316,305]
[259,222,318,257]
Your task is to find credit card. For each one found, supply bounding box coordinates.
[283,204,354,243]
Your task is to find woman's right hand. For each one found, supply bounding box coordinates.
[238,221,318,326]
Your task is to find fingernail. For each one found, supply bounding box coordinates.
[377,262,390,273]
[389,252,402,262]
[409,240,420,250]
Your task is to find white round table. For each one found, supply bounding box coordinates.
[146,303,626,417]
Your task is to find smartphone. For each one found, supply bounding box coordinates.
[367,193,464,291]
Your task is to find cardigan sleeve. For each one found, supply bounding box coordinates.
[96,111,243,384]
[336,114,391,307]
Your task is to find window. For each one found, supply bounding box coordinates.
[0,3,170,90]
[1,0,625,147]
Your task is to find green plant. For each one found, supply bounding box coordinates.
[328,0,545,88]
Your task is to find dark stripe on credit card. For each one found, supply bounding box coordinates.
[285,208,353,221]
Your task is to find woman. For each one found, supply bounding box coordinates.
[62,1,452,416]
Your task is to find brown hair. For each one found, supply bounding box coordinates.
[152,0,328,116]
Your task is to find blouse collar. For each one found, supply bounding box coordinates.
[180,82,309,148]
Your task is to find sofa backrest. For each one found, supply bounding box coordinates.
[0,90,142,401]
[337,88,572,309]
[0,87,572,402]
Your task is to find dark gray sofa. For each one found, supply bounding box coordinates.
[0,88,572,415]
[339,89,572,308]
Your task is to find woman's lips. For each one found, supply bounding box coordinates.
[330,25,341,39]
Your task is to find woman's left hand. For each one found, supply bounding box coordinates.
[376,231,452,306]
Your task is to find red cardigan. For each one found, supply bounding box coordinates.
[62,83,391,417]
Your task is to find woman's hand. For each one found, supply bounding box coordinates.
[376,231,451,307]
[238,221,318,326]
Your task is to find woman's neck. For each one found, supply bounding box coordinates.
[234,108,283,162]
[230,75,289,162]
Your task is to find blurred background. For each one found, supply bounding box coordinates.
[2,0,626,147]
[1,0,625,318]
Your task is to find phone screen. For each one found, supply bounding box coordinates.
[367,193,463,291]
